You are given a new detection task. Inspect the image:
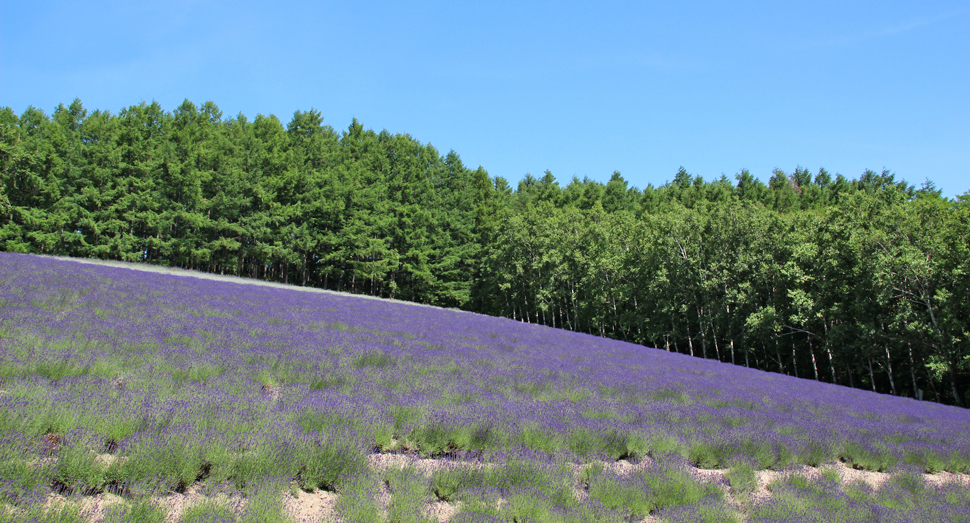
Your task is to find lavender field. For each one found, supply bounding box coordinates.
[1,253,969,522]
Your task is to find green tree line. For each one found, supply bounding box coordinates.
[3,99,969,406]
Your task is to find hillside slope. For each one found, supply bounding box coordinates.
[1,252,968,522]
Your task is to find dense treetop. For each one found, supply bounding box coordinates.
[2,99,968,406]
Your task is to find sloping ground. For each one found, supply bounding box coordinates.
[1,253,969,522]
[6,453,970,522]
[40,254,449,310]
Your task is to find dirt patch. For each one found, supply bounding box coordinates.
[283,488,338,522]
[156,485,247,523]
[425,500,461,522]
[16,442,970,523]
[748,466,808,504]
[47,255,458,313]
[368,452,488,476]
[693,466,728,484]
[925,470,970,488]
[747,462,899,504]
[39,492,126,522]
[39,432,63,454]
[260,384,282,401]
[93,452,122,468]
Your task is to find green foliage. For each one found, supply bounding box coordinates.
[52,433,109,492]
[517,422,565,454]
[0,437,53,502]
[724,460,758,495]
[587,460,725,519]
[750,469,970,522]
[839,441,899,472]
[295,436,367,491]
[334,473,383,523]
[688,438,788,470]
[431,459,574,507]
[215,443,296,490]
[179,499,240,522]
[309,370,350,391]
[3,98,969,406]
[406,417,492,456]
[2,503,86,523]
[101,498,167,523]
[353,350,397,369]
[384,466,436,523]
[566,428,600,458]
[111,436,209,492]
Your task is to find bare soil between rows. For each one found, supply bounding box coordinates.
[7,451,968,523]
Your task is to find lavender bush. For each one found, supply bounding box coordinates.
[0,252,968,521]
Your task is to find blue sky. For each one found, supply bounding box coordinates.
[2,1,968,198]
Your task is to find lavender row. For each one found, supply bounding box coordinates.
[1,252,969,484]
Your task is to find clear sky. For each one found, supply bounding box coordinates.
[2,1,968,198]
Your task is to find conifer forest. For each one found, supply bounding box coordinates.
[2,99,969,407]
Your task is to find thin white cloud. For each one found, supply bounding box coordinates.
[789,7,969,52]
